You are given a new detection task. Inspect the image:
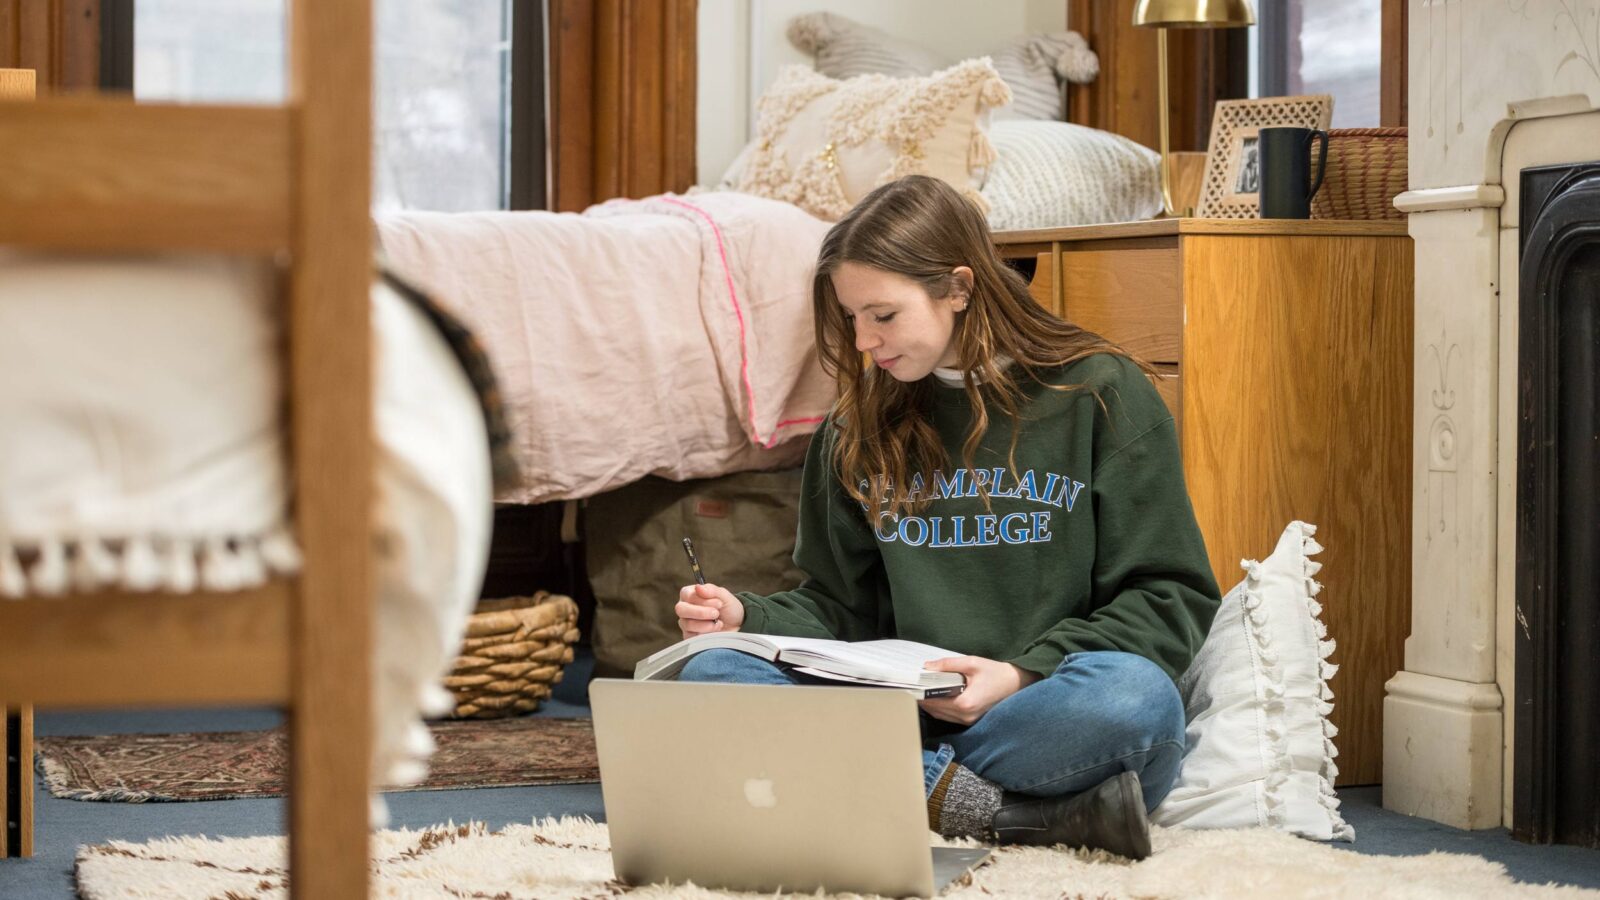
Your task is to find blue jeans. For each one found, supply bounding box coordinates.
[677,648,1185,812]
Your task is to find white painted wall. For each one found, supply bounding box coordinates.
[695,0,1068,185]
[696,0,754,187]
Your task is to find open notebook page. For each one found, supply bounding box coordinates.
[760,636,959,681]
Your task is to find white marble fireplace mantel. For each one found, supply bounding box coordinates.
[1386,0,1600,830]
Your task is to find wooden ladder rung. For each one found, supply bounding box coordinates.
[0,582,293,707]
[0,98,292,254]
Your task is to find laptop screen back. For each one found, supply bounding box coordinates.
[590,679,936,897]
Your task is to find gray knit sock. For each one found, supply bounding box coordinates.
[927,762,1003,839]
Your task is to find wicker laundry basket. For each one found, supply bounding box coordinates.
[1310,127,1408,221]
[444,591,581,718]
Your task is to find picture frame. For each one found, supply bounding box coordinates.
[1197,95,1334,218]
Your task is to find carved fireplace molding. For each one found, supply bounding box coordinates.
[1384,0,1600,832]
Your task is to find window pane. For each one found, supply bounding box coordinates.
[1257,0,1383,129]
[134,0,286,103]
[374,1,513,212]
[132,0,514,212]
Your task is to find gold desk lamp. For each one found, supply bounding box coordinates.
[1132,0,1256,216]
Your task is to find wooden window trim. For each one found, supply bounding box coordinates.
[548,0,697,212]
[509,0,547,210]
[1,0,101,92]
[1381,0,1407,127]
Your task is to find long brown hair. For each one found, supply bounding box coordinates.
[812,175,1143,521]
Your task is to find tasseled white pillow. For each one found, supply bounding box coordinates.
[365,278,493,824]
[1151,520,1354,842]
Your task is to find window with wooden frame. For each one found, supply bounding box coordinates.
[1250,0,1407,128]
[97,0,548,211]
[1065,0,1407,155]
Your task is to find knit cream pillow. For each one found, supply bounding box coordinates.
[785,11,1099,122]
[737,60,1011,221]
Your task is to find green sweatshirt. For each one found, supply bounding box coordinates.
[736,352,1221,682]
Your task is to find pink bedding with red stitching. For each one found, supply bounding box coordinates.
[377,191,834,504]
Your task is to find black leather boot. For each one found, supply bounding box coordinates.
[990,770,1152,860]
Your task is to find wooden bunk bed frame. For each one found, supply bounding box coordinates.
[0,2,375,896]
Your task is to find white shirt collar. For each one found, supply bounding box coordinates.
[932,355,1013,388]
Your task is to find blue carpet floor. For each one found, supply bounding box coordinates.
[4,649,1598,898]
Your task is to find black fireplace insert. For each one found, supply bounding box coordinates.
[1514,160,1600,847]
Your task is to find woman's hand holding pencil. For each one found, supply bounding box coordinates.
[676,537,744,638]
[675,582,744,638]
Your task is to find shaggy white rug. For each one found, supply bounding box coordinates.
[76,817,1597,900]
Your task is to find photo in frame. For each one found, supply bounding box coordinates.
[1197,95,1334,218]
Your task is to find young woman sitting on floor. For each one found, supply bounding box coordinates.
[674,175,1220,860]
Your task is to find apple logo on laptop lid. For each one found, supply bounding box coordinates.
[743,777,778,809]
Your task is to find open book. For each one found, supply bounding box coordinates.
[634,634,966,698]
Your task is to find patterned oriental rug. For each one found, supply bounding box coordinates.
[37,717,597,802]
[75,817,1598,900]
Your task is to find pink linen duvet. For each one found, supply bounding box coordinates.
[378,191,835,504]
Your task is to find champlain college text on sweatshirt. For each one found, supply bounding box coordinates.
[736,353,1222,682]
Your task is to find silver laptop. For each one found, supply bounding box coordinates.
[590,679,990,898]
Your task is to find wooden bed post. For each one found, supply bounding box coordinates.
[0,3,375,894]
[1,705,33,858]
[287,0,374,896]
[0,65,34,865]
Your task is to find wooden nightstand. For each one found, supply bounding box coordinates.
[994,218,1414,787]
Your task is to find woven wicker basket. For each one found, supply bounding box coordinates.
[1310,127,1408,221]
[443,591,580,718]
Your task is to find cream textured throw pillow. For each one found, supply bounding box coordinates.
[737,60,1011,221]
[981,120,1162,230]
[785,12,1097,122]
[1151,521,1354,841]
[987,31,1098,121]
[784,10,946,80]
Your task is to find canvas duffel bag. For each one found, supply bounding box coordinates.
[586,469,805,677]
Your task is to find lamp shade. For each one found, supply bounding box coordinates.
[1132,0,1255,28]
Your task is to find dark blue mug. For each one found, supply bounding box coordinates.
[1258,127,1330,219]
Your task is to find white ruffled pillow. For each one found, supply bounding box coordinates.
[1152,521,1353,841]
[980,120,1163,230]
[367,277,493,817]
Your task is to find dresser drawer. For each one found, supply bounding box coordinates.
[1027,251,1055,314]
[1060,247,1181,364]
